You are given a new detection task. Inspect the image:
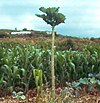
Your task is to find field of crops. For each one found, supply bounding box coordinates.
[0,42,100,102]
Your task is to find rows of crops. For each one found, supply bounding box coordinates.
[0,42,100,93]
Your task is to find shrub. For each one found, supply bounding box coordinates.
[66,39,74,50]
[0,32,11,38]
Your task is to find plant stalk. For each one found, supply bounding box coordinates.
[51,26,55,99]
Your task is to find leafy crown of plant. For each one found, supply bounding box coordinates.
[36,7,66,26]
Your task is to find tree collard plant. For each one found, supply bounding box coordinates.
[65,73,100,97]
[36,7,66,98]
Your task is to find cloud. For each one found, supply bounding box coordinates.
[0,0,100,37]
[0,16,13,29]
[0,14,37,30]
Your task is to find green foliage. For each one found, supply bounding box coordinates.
[66,73,100,97]
[0,42,100,92]
[66,81,81,97]
[0,31,10,38]
[12,91,26,100]
[22,28,27,31]
[66,39,74,50]
[35,39,76,51]
[0,29,15,38]
[36,7,66,27]
[35,40,51,50]
[0,42,34,92]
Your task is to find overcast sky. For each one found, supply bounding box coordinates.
[0,0,100,38]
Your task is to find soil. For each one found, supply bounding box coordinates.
[0,89,100,103]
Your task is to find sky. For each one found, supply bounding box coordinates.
[0,0,100,38]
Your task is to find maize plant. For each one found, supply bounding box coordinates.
[0,42,100,93]
[33,69,43,94]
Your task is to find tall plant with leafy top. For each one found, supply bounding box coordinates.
[36,7,66,98]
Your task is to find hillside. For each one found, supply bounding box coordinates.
[0,29,100,51]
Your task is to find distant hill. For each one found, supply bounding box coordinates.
[0,29,61,38]
[0,29,100,40]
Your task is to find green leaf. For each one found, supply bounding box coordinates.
[39,7,46,13]
[66,82,71,86]
[38,70,42,79]
[74,82,80,87]
[33,69,36,78]
[20,95,26,100]
[79,78,88,85]
[35,76,39,87]
[90,77,97,84]
[88,86,94,91]
[0,77,4,84]
[20,68,26,76]
[97,80,100,85]
[12,91,16,95]
[17,91,24,95]
[96,73,100,79]
[36,7,66,26]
